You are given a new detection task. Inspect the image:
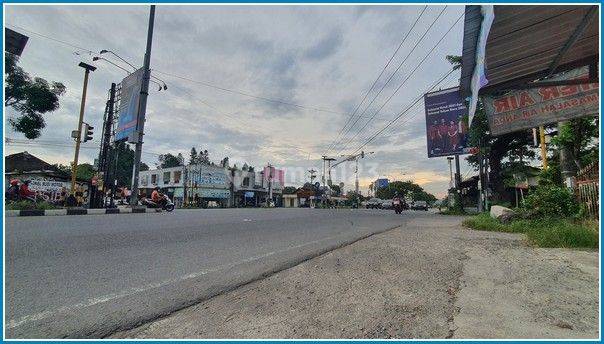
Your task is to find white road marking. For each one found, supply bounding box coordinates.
[7,233,350,329]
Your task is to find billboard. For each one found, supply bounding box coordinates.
[482,67,598,136]
[376,178,389,189]
[115,68,144,142]
[424,87,470,158]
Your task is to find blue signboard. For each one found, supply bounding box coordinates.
[115,69,143,142]
[376,178,389,189]
[424,87,470,158]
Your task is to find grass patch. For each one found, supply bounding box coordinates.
[6,200,59,211]
[463,213,598,249]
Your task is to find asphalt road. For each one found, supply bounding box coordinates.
[5,208,421,338]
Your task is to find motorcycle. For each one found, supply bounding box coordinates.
[393,197,403,214]
[142,194,175,212]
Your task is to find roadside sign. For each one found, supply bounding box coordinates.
[115,68,144,142]
[424,87,471,158]
[482,67,598,136]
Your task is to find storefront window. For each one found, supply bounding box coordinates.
[163,171,171,184]
[151,174,157,185]
[173,171,181,183]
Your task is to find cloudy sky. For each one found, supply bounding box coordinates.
[5,4,471,197]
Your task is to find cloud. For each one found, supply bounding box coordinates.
[5,4,466,197]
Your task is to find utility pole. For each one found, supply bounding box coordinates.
[99,83,116,207]
[454,155,461,189]
[539,126,548,169]
[70,62,96,195]
[267,163,273,206]
[447,157,454,189]
[130,5,155,205]
[308,169,317,183]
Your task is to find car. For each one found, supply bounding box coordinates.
[381,200,393,209]
[365,197,382,209]
[411,200,429,211]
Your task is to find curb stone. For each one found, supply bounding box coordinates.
[5,208,163,217]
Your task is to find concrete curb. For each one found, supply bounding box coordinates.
[6,207,162,217]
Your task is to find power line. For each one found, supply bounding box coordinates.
[327,6,448,156]
[335,11,463,157]
[344,68,455,157]
[323,5,428,155]
[7,24,359,120]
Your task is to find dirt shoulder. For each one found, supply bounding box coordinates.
[111,214,599,339]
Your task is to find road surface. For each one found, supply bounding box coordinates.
[6,208,418,338]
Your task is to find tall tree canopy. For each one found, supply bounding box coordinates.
[5,54,66,139]
[157,153,184,168]
[375,181,437,204]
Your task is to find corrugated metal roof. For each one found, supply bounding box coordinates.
[460,5,599,96]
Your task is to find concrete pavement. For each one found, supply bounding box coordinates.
[112,215,599,339]
[6,208,415,338]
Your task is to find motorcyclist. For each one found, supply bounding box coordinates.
[392,192,403,214]
[19,180,36,202]
[6,179,20,201]
[151,186,167,208]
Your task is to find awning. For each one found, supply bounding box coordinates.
[460,5,599,119]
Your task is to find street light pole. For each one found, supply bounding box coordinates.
[71,62,96,195]
[130,5,155,205]
[447,157,454,189]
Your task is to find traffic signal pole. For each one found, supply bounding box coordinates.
[130,5,156,205]
[71,62,96,194]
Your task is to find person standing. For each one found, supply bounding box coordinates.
[438,118,449,153]
[448,120,460,151]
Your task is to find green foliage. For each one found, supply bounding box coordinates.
[463,213,598,249]
[282,186,297,194]
[7,200,58,210]
[375,180,436,204]
[550,117,599,168]
[157,153,184,168]
[522,185,579,218]
[5,53,66,139]
[538,165,563,186]
[108,141,149,187]
[52,163,96,181]
[330,184,341,196]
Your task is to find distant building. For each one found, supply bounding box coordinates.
[138,163,285,208]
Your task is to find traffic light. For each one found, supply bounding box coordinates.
[82,123,94,142]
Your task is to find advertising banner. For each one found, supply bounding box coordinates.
[483,67,599,136]
[424,87,470,158]
[115,68,144,142]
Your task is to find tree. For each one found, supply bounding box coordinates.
[283,186,297,194]
[551,117,599,169]
[447,55,535,202]
[105,141,149,187]
[189,147,198,165]
[5,54,66,139]
[375,181,437,204]
[220,157,230,168]
[157,153,184,168]
[330,184,341,196]
[53,163,95,181]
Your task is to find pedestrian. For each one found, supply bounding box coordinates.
[6,179,20,202]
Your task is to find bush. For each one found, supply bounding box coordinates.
[522,185,580,218]
[6,200,58,211]
[463,213,598,249]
